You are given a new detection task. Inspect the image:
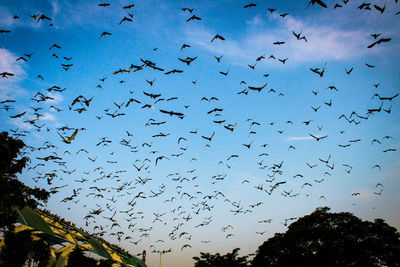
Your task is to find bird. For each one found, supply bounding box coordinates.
[181,244,192,251]
[373,3,385,14]
[182,7,194,13]
[201,132,215,141]
[165,69,183,75]
[310,63,326,77]
[123,4,135,9]
[16,56,27,62]
[160,109,184,117]
[333,3,343,9]
[248,63,257,69]
[367,37,391,48]
[181,44,190,52]
[57,129,79,144]
[119,16,133,24]
[311,106,320,112]
[49,43,61,50]
[370,33,381,39]
[248,82,267,92]
[278,58,288,64]
[219,70,229,76]
[372,165,382,173]
[186,15,201,22]
[211,34,225,42]
[309,133,328,141]
[37,14,51,22]
[244,3,257,8]
[307,0,328,8]
[215,55,223,62]
[365,63,375,68]
[9,111,26,118]
[345,67,353,75]
[100,31,112,39]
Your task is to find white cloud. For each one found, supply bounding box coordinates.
[287,136,314,141]
[41,112,56,121]
[51,0,60,17]
[0,48,25,77]
[184,13,370,68]
[8,118,34,130]
[46,92,64,104]
[285,22,368,62]
[0,6,15,27]
[0,48,27,100]
[246,15,264,27]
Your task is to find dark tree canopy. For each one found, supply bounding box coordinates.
[0,229,51,267]
[0,131,50,231]
[66,248,99,267]
[251,207,400,267]
[193,248,250,267]
[66,248,114,267]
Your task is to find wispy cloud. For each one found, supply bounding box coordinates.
[0,0,117,31]
[0,48,27,100]
[0,6,15,27]
[184,12,370,68]
[45,92,63,104]
[281,15,368,62]
[287,136,314,141]
[8,117,34,130]
[41,112,56,121]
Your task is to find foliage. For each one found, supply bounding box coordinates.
[0,229,50,267]
[193,248,250,267]
[98,259,115,267]
[66,247,100,267]
[251,207,400,267]
[0,131,50,231]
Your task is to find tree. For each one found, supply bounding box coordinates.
[66,248,98,267]
[251,207,400,267]
[0,229,50,267]
[0,131,50,231]
[193,248,250,267]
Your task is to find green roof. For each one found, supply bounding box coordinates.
[15,206,146,267]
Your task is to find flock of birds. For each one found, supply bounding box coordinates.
[0,0,399,264]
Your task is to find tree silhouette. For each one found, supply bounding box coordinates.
[193,248,250,267]
[66,248,99,267]
[0,229,50,267]
[251,207,400,267]
[0,131,50,231]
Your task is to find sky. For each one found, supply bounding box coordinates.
[1,0,400,266]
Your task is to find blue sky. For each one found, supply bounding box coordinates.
[1,0,400,266]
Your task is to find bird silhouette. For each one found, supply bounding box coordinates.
[186,15,201,22]
[367,37,391,48]
[244,3,256,8]
[201,132,215,141]
[309,133,328,141]
[57,129,79,144]
[308,0,328,8]
[211,34,225,42]
[100,31,112,39]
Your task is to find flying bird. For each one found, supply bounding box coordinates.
[211,34,225,42]
[57,129,79,144]
[244,3,257,8]
[309,133,328,141]
[100,31,112,39]
[186,15,201,22]
[367,37,391,48]
[307,0,328,8]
